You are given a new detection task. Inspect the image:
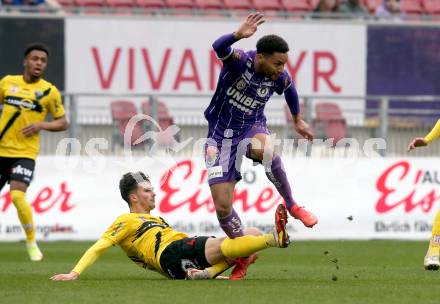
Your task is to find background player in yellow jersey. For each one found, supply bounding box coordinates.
[0,43,68,261]
[50,172,290,281]
[408,119,440,270]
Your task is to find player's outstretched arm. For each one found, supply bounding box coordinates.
[212,13,265,61]
[233,12,265,40]
[407,138,427,151]
[50,238,113,281]
[408,119,440,151]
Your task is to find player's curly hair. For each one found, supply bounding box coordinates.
[24,43,49,58]
[119,172,150,205]
[256,35,289,55]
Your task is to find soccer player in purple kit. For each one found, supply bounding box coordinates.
[204,13,318,280]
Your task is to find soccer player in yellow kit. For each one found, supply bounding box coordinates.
[50,172,290,281]
[408,119,440,270]
[0,43,68,261]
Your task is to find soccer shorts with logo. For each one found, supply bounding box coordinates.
[204,123,270,186]
[159,236,211,279]
[0,157,35,190]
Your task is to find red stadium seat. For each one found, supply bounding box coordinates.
[141,100,174,127]
[57,0,76,6]
[165,0,195,9]
[194,0,225,16]
[252,0,281,11]
[316,102,346,122]
[313,102,348,145]
[141,100,178,147]
[194,0,224,9]
[223,0,254,11]
[135,0,166,9]
[111,100,145,147]
[400,0,423,14]
[422,0,440,15]
[309,0,320,10]
[106,0,136,7]
[281,0,311,12]
[75,0,105,6]
[363,0,382,13]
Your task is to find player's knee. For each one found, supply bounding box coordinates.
[249,148,273,162]
[215,203,232,218]
[213,195,232,217]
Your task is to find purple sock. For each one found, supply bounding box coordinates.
[218,208,244,239]
[265,154,296,210]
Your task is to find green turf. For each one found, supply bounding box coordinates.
[0,241,437,304]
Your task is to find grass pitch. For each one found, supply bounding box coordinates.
[0,240,436,304]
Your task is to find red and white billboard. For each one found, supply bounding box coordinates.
[66,19,366,96]
[65,19,366,123]
[0,156,436,241]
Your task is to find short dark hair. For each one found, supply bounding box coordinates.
[24,43,49,58]
[256,35,289,55]
[119,172,150,205]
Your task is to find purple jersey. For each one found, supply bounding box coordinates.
[204,48,292,135]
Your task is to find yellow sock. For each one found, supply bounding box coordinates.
[11,190,35,243]
[206,260,230,278]
[428,209,440,256]
[220,234,274,259]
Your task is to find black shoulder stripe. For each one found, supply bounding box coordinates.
[43,87,51,97]
[154,231,162,257]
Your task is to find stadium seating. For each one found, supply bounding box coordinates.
[165,0,195,9]
[75,0,105,6]
[135,0,166,8]
[223,0,254,11]
[313,102,348,145]
[194,0,224,10]
[110,100,145,148]
[422,0,440,15]
[50,0,434,17]
[400,0,423,14]
[280,0,312,12]
[252,0,281,11]
[194,0,225,16]
[51,0,433,17]
[250,0,282,17]
[106,0,136,7]
[363,0,382,13]
[141,100,178,147]
[309,0,319,10]
[57,0,75,6]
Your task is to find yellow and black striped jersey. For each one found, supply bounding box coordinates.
[102,213,188,274]
[0,75,65,160]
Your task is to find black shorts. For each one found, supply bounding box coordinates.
[159,236,211,279]
[0,157,35,190]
